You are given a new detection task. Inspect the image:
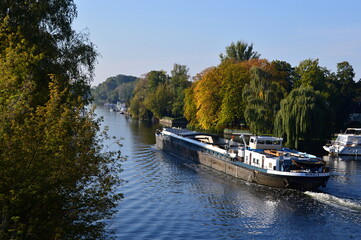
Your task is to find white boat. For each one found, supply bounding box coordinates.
[323,128,361,156]
[156,128,330,191]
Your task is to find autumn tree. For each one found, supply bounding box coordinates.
[185,59,279,130]
[193,67,223,129]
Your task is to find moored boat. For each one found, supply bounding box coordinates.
[323,128,361,156]
[156,127,330,191]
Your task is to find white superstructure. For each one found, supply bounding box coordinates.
[323,128,361,156]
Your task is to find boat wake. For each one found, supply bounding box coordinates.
[305,191,361,212]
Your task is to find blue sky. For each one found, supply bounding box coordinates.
[73,0,361,86]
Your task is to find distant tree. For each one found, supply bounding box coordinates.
[184,82,198,126]
[294,59,330,94]
[170,64,191,116]
[129,65,190,119]
[271,60,295,92]
[220,41,260,63]
[91,74,137,104]
[327,61,357,130]
[274,87,333,150]
[170,64,190,89]
[129,77,152,119]
[116,81,136,104]
[144,84,173,119]
[147,70,168,90]
[243,67,285,135]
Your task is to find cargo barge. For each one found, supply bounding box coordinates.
[155,127,330,191]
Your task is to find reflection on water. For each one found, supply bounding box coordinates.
[96,107,361,240]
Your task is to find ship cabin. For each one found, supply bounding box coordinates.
[244,136,284,171]
[249,136,283,150]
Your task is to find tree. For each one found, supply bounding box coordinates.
[274,87,333,150]
[193,67,223,129]
[219,41,260,63]
[0,1,123,238]
[91,74,137,105]
[186,59,277,130]
[147,70,168,91]
[184,83,198,126]
[0,0,97,106]
[144,84,173,119]
[129,77,152,119]
[0,76,124,239]
[327,61,357,130]
[169,64,191,116]
[243,67,285,135]
[129,65,190,119]
[271,60,295,92]
[294,59,330,94]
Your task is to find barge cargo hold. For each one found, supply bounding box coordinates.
[155,128,330,191]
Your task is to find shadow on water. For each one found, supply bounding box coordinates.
[96,108,361,240]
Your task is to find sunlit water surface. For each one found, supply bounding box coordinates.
[96,107,361,240]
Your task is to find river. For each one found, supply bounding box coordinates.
[95,107,361,240]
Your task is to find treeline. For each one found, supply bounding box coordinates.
[91,74,137,105]
[129,64,191,119]
[102,41,360,150]
[184,42,360,150]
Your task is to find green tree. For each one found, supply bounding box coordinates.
[217,61,250,128]
[184,83,198,126]
[147,70,168,91]
[271,60,295,92]
[91,74,137,105]
[243,67,285,135]
[327,61,357,130]
[0,1,123,239]
[129,77,152,119]
[274,87,333,150]
[144,84,173,119]
[0,1,97,106]
[116,81,136,105]
[219,41,260,63]
[0,76,124,239]
[294,59,330,94]
[170,64,191,116]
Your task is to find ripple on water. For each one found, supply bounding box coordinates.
[103,126,361,239]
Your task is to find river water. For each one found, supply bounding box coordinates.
[95,107,361,240]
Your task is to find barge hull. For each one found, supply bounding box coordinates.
[156,134,329,191]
